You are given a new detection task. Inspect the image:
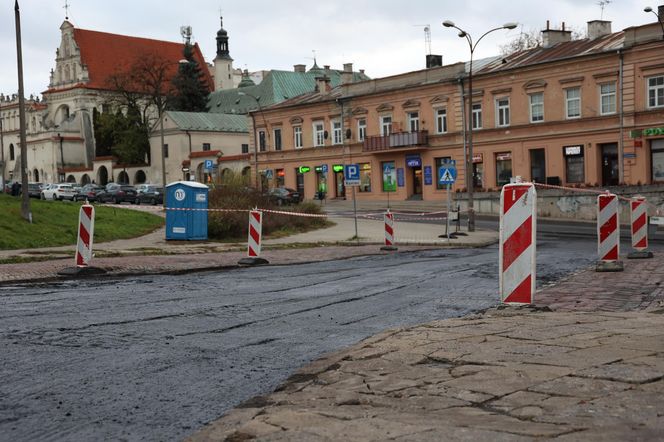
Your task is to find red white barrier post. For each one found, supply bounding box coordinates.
[596,193,624,271]
[238,209,269,265]
[381,210,398,251]
[499,182,536,305]
[76,203,95,267]
[628,196,653,259]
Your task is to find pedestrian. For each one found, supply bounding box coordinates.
[11,181,20,196]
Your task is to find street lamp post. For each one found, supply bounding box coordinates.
[237,91,267,189]
[442,20,516,232]
[644,6,664,39]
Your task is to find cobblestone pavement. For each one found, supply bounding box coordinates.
[188,308,664,442]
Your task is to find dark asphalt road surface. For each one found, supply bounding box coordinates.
[0,239,606,441]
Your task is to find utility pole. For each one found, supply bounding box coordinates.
[15,0,31,222]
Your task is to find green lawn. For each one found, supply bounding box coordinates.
[0,194,164,250]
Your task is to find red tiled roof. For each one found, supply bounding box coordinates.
[66,27,213,92]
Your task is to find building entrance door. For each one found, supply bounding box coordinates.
[601,143,619,186]
[530,149,546,183]
[335,171,345,198]
[412,167,423,198]
[295,170,305,198]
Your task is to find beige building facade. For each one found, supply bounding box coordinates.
[251,19,664,203]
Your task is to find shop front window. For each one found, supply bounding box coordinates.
[495,152,512,187]
[382,161,397,192]
[435,157,452,190]
[563,145,585,184]
[359,163,372,192]
[651,139,664,182]
[276,168,285,187]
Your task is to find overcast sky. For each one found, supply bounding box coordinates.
[0,0,659,98]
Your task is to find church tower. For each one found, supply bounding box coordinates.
[214,16,234,91]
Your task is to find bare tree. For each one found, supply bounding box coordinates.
[500,26,586,56]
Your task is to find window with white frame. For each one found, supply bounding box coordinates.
[380,115,392,136]
[472,103,482,129]
[600,83,616,115]
[274,128,282,151]
[313,122,325,147]
[530,93,544,122]
[496,98,510,127]
[258,130,266,152]
[435,108,447,134]
[648,75,664,108]
[565,87,581,118]
[332,120,342,144]
[408,111,419,132]
[357,118,366,141]
[293,126,303,148]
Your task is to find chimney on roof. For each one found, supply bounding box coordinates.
[315,76,331,95]
[294,64,306,73]
[324,65,330,70]
[341,63,353,85]
[542,20,572,48]
[426,54,443,68]
[587,20,612,40]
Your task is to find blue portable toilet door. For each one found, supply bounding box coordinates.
[166,183,190,240]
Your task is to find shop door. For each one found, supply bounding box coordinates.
[335,172,345,198]
[529,149,546,183]
[601,143,619,186]
[295,171,305,197]
[412,167,423,196]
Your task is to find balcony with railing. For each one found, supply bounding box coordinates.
[362,130,428,152]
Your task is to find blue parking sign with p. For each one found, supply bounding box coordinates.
[204,159,214,170]
[344,164,360,186]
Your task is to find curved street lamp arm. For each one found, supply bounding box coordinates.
[473,26,510,52]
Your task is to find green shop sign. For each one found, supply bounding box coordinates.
[332,164,344,173]
[644,127,664,137]
[298,166,311,174]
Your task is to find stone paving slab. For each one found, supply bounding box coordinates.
[187,310,664,441]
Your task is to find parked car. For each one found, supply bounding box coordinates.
[135,185,164,205]
[265,187,301,206]
[4,181,21,195]
[27,182,43,198]
[135,183,156,195]
[73,184,104,202]
[97,183,138,204]
[41,183,76,201]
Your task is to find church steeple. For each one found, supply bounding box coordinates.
[215,16,232,60]
[214,16,234,91]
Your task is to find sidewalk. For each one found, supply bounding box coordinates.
[0,210,497,284]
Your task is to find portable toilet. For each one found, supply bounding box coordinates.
[165,181,209,240]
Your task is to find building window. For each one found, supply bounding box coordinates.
[408,112,419,132]
[564,145,585,183]
[380,115,392,136]
[435,157,452,190]
[648,75,664,108]
[357,118,366,141]
[241,143,249,154]
[472,103,482,129]
[651,139,664,181]
[163,144,169,158]
[9,144,14,161]
[359,162,371,192]
[600,83,616,115]
[496,98,510,127]
[275,168,285,187]
[435,108,447,134]
[293,126,303,148]
[565,87,581,119]
[202,143,211,151]
[313,122,325,147]
[495,152,512,187]
[274,128,282,151]
[530,93,544,122]
[332,121,342,145]
[258,130,266,152]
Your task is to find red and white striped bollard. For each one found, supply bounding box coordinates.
[628,196,653,259]
[238,209,269,265]
[499,182,536,305]
[596,192,623,271]
[76,203,95,267]
[381,210,398,251]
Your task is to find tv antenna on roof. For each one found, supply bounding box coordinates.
[414,24,432,55]
[180,25,192,45]
[597,0,611,20]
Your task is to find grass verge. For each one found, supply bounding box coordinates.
[0,194,164,250]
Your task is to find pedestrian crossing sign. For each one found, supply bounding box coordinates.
[438,162,457,185]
